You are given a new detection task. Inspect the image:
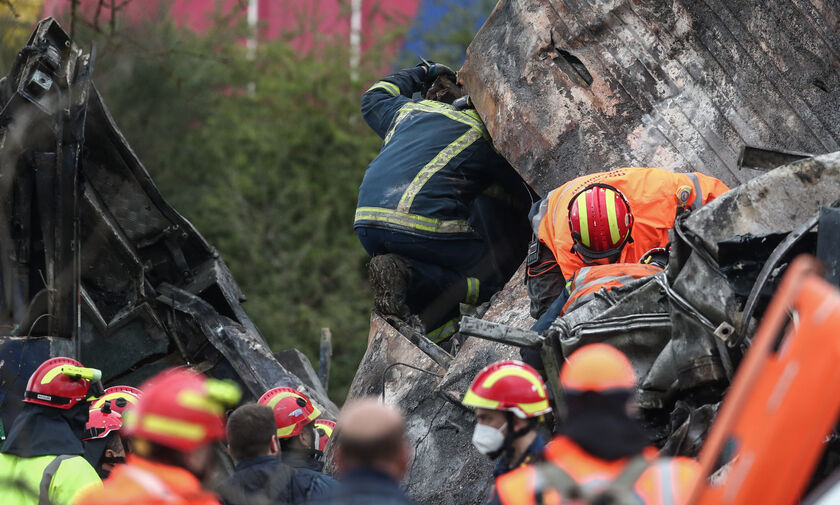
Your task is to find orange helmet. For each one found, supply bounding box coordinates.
[85,404,123,440]
[24,357,101,410]
[560,344,636,393]
[314,419,336,452]
[122,368,241,452]
[90,385,142,415]
[568,184,634,262]
[258,387,321,438]
[462,360,551,419]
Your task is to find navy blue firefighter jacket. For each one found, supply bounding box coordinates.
[356,66,521,239]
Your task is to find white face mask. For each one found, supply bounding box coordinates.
[472,422,507,455]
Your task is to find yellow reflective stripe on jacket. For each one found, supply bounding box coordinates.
[397,128,484,212]
[384,100,488,145]
[367,80,400,97]
[428,317,459,343]
[355,207,474,234]
[0,452,101,505]
[466,277,480,306]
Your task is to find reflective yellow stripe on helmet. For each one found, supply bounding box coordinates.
[462,388,501,410]
[308,405,322,421]
[266,391,302,409]
[482,368,546,398]
[316,423,334,437]
[604,188,620,245]
[41,365,101,384]
[517,399,551,416]
[92,392,139,409]
[141,414,206,441]
[277,425,296,438]
[177,390,224,415]
[576,193,590,247]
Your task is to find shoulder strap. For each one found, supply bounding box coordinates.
[39,455,75,505]
[596,455,651,505]
[534,462,581,501]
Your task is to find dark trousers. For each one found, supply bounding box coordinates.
[357,226,501,335]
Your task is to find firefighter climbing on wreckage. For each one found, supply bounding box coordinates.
[526,167,730,324]
[355,60,530,346]
[495,344,699,505]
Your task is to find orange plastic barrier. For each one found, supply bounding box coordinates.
[689,255,840,505]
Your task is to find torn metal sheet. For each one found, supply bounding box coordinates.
[460,0,840,194]
[0,18,336,417]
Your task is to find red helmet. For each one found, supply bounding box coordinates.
[560,343,636,393]
[122,368,241,452]
[568,183,634,262]
[258,387,321,438]
[85,405,123,440]
[462,360,551,419]
[90,386,142,415]
[314,419,335,452]
[24,357,101,410]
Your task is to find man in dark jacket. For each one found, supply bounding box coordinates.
[315,398,413,505]
[217,404,336,505]
[356,63,531,343]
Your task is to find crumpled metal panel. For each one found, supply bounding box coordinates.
[460,0,840,194]
[337,272,534,505]
[0,18,336,416]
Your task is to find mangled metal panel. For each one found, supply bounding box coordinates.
[0,19,336,417]
[460,0,840,193]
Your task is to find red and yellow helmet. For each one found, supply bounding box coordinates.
[568,183,634,262]
[85,406,123,441]
[24,357,101,410]
[258,387,321,438]
[462,360,551,419]
[560,343,636,393]
[122,368,241,452]
[314,419,336,452]
[90,385,142,415]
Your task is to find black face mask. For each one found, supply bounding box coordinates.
[561,391,650,461]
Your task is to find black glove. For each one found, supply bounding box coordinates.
[424,63,456,84]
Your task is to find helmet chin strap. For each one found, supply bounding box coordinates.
[487,412,533,461]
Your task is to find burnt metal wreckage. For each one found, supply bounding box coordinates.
[339,0,840,504]
[0,18,338,438]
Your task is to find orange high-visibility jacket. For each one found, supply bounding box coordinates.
[496,436,699,505]
[532,168,729,279]
[75,455,221,505]
[562,263,663,315]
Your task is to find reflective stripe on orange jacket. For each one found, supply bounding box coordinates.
[495,436,700,505]
[532,168,729,279]
[562,263,663,314]
[74,455,221,505]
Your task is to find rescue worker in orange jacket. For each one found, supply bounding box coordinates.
[75,368,242,505]
[494,344,700,505]
[462,361,552,504]
[526,167,729,320]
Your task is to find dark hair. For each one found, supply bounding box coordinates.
[337,426,405,469]
[105,431,124,454]
[226,403,276,461]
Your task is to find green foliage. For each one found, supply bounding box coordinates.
[399,0,498,67]
[30,6,385,402]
